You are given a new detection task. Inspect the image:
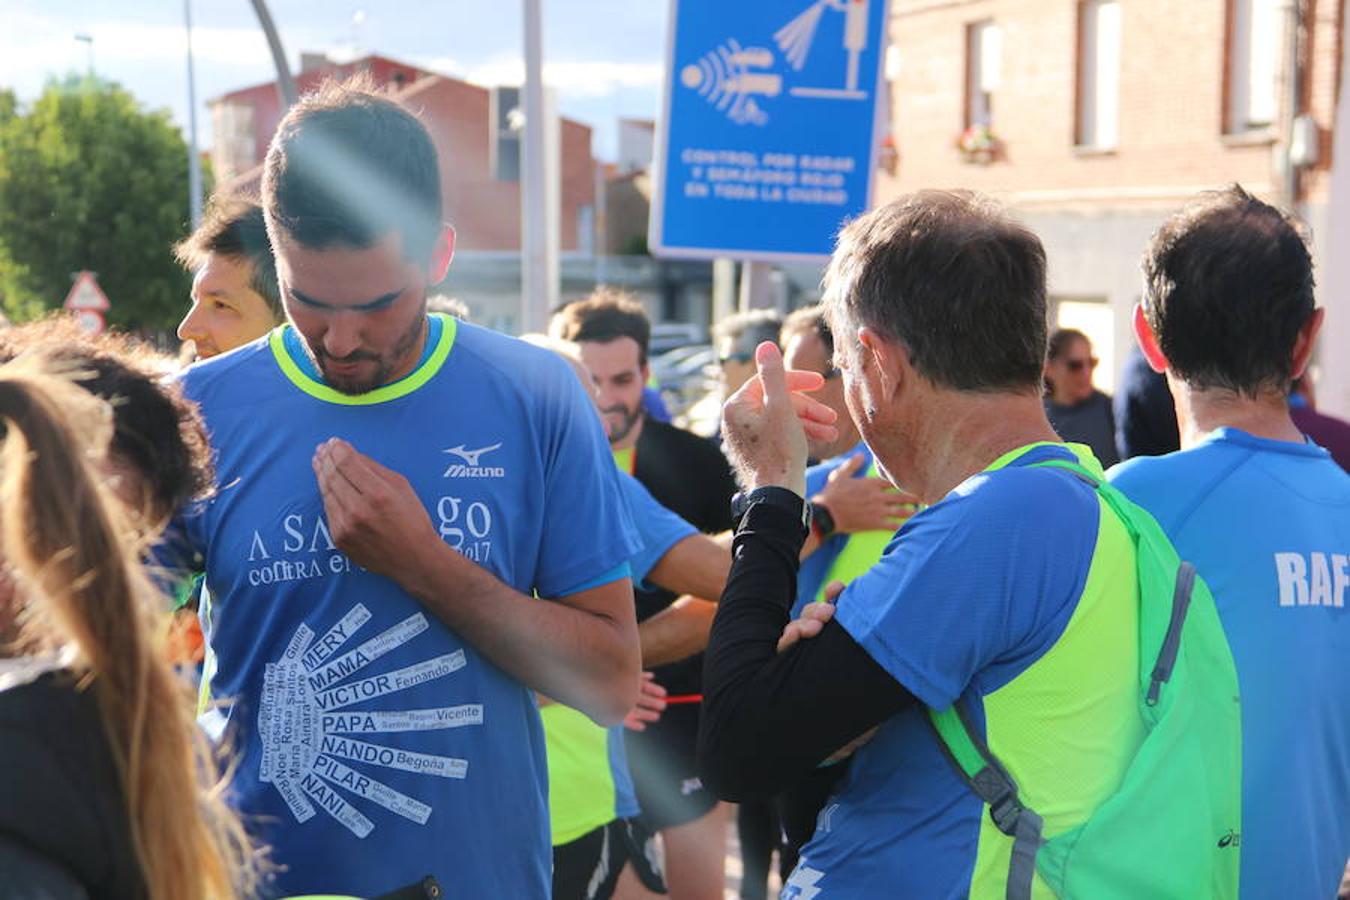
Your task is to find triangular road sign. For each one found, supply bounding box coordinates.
[63,271,110,312]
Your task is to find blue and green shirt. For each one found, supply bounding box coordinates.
[786,443,1143,898]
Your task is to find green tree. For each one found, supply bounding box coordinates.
[0,74,194,329]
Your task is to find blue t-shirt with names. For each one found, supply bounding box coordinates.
[1111,428,1350,898]
[173,315,638,898]
[786,445,1102,898]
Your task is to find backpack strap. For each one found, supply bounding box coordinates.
[929,703,1043,900]
[1029,459,1201,705]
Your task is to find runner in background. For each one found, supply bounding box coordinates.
[1043,328,1118,467]
[174,194,281,362]
[710,311,784,447]
[162,80,640,898]
[1289,375,1350,470]
[1113,344,1179,461]
[1111,185,1350,898]
[553,292,738,900]
[171,193,284,667]
[0,344,256,899]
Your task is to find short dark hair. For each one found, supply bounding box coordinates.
[1047,328,1089,362]
[173,194,281,315]
[1142,185,1315,396]
[713,309,783,356]
[823,190,1048,392]
[0,317,213,523]
[550,289,652,364]
[780,305,834,361]
[262,77,442,263]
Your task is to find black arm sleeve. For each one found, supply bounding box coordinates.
[697,502,914,802]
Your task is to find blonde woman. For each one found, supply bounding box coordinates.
[0,346,256,900]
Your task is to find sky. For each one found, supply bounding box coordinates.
[0,0,670,160]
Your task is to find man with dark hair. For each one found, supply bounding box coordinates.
[166,81,640,898]
[1111,185,1350,899]
[553,290,739,899]
[174,194,281,360]
[697,191,1231,896]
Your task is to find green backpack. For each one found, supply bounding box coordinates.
[928,458,1242,899]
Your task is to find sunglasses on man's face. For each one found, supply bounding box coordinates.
[720,352,754,366]
[1065,357,1098,373]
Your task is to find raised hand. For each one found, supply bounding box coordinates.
[722,341,838,497]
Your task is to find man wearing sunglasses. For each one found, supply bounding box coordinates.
[1043,328,1118,466]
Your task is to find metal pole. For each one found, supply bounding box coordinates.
[74,34,94,76]
[1279,0,1303,209]
[520,0,549,333]
[249,0,298,109]
[185,0,203,228]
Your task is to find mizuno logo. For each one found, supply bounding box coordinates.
[443,443,505,478]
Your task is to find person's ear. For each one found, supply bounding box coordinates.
[429,224,456,284]
[858,326,904,401]
[1132,304,1169,374]
[1290,307,1325,381]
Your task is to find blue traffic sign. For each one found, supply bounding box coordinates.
[651,0,892,262]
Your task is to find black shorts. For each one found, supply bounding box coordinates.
[553,820,628,900]
[623,701,718,831]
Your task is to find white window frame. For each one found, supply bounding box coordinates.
[1077,0,1122,149]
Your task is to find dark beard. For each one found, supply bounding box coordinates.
[314,313,427,395]
[604,404,644,445]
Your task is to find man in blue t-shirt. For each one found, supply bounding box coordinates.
[169,84,640,898]
[1110,185,1350,898]
[694,191,1206,897]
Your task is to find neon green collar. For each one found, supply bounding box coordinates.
[269,314,457,406]
[984,441,1104,476]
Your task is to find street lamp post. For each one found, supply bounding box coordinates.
[520,0,550,333]
[184,0,204,228]
[249,0,298,110]
[73,34,94,76]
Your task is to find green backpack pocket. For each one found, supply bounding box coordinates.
[929,460,1242,899]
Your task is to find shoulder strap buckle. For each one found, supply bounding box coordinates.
[973,767,1024,835]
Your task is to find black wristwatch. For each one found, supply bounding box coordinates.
[731,486,811,534]
[810,500,836,539]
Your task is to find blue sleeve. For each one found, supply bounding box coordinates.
[642,386,672,424]
[619,472,698,587]
[832,469,1097,709]
[533,354,643,598]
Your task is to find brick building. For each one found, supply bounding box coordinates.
[877,0,1344,395]
[209,54,597,255]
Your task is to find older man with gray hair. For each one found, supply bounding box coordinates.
[696,190,1237,898]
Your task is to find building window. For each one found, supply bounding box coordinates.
[491,86,522,182]
[1227,0,1282,133]
[965,20,1002,128]
[1077,0,1121,149]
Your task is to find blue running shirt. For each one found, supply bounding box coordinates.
[1111,428,1350,898]
[786,444,1118,898]
[172,314,639,898]
[543,472,694,843]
